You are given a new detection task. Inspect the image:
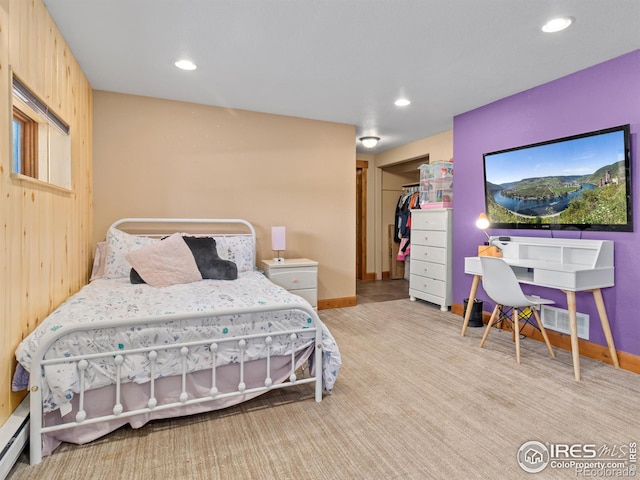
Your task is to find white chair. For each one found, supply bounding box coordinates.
[479,256,555,364]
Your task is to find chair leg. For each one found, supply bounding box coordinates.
[513,308,521,364]
[480,304,501,348]
[533,308,555,358]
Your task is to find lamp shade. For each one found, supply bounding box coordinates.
[271,226,286,251]
[475,213,490,230]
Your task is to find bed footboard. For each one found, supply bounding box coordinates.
[28,303,323,465]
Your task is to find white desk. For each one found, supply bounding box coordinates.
[461,236,620,380]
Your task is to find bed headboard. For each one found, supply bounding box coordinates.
[106,217,257,272]
[110,217,255,238]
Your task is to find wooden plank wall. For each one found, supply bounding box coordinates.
[0,0,93,425]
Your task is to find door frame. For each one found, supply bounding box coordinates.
[356,160,369,280]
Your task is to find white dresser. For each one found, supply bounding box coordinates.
[261,258,318,309]
[409,208,453,311]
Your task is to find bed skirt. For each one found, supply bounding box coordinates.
[41,347,313,456]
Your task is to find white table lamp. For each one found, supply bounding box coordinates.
[476,213,502,257]
[271,226,286,263]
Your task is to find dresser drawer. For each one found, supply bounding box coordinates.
[410,259,447,281]
[410,244,447,265]
[410,229,448,248]
[291,288,317,307]
[411,210,449,231]
[267,268,317,291]
[409,289,447,308]
[410,274,446,298]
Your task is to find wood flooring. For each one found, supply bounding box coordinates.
[356,278,409,304]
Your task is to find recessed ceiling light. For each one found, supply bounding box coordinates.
[542,17,574,33]
[174,59,197,71]
[395,98,411,107]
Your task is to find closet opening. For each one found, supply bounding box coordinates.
[381,157,427,282]
[356,156,428,304]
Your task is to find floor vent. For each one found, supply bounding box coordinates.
[540,305,589,340]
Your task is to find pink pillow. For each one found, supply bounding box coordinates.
[125,233,202,287]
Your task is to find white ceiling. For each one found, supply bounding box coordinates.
[42,0,640,154]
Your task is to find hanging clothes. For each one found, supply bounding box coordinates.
[395,191,420,260]
[393,195,405,243]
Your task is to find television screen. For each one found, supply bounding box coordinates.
[482,124,632,232]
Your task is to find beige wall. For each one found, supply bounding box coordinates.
[376,130,453,168]
[1,0,93,424]
[93,91,356,302]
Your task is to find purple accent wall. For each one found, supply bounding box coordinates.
[453,49,640,356]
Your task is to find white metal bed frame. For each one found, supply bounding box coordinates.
[27,218,323,465]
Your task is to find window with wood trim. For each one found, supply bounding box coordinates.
[12,106,38,177]
[11,75,71,189]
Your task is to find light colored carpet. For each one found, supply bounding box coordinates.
[8,299,640,479]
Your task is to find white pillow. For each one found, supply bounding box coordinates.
[210,235,255,272]
[125,233,202,288]
[102,227,158,279]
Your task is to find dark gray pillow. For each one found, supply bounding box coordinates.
[130,235,238,284]
[130,267,146,284]
[181,236,238,280]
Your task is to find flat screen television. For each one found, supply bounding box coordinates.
[482,124,632,232]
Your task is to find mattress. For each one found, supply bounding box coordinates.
[15,271,340,414]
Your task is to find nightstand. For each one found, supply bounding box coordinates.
[262,258,318,309]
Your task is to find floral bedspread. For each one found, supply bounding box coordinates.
[15,271,340,413]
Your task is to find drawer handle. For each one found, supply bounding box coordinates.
[424,252,428,256]
[291,278,298,283]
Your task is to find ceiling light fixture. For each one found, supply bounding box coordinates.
[541,17,574,33]
[395,98,411,107]
[174,59,197,71]
[360,136,380,149]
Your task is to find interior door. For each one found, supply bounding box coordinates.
[356,160,368,280]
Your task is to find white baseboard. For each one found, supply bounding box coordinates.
[0,396,29,480]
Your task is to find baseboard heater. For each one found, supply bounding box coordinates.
[0,396,29,480]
